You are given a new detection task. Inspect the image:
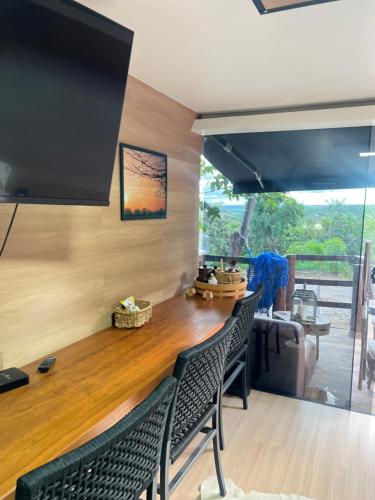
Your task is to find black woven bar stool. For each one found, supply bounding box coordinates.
[219,285,263,450]
[158,316,237,499]
[15,377,177,500]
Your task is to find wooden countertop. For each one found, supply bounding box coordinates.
[0,293,239,500]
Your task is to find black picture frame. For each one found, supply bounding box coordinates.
[252,0,339,15]
[119,143,168,220]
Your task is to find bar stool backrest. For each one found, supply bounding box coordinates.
[169,317,237,456]
[15,377,177,500]
[228,286,264,363]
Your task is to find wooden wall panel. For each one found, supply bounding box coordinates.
[0,76,202,368]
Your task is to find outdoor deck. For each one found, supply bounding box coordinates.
[305,316,374,414]
[295,273,375,414]
[202,253,375,415]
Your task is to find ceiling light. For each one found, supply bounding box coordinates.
[359,152,375,157]
[252,0,339,15]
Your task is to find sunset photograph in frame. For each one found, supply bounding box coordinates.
[119,144,167,220]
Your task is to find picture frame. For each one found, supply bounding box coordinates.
[119,143,167,220]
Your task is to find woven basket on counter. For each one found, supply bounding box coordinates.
[114,300,152,328]
[214,269,242,284]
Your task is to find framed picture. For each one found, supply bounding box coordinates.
[119,143,167,220]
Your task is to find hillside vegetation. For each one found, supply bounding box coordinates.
[200,162,375,277]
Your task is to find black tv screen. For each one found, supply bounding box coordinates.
[0,0,134,206]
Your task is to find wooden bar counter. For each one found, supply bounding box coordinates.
[0,293,240,500]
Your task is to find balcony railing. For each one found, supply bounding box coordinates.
[201,252,362,334]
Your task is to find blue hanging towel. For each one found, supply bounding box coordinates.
[248,252,288,311]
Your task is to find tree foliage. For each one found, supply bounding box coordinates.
[318,200,363,255]
[250,193,304,254]
[201,161,240,202]
[200,161,370,276]
[288,237,351,276]
[200,160,304,257]
[126,149,167,197]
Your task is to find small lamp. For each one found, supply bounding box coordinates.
[291,283,317,323]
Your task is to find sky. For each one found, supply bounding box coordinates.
[201,179,375,207]
[290,188,375,206]
[123,149,166,212]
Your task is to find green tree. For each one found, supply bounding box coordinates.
[288,237,351,276]
[200,161,304,257]
[249,193,304,255]
[203,211,240,256]
[200,161,372,265]
[363,206,375,259]
[200,159,256,258]
[319,199,363,255]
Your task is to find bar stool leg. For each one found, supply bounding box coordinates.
[159,440,170,500]
[213,392,227,497]
[218,385,225,450]
[147,477,157,500]
[213,431,227,497]
[241,350,248,410]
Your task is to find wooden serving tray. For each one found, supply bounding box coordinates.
[194,278,247,298]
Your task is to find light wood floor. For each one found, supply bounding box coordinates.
[167,391,375,500]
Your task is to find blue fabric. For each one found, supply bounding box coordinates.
[247,252,288,311]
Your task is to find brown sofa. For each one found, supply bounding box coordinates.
[250,314,317,398]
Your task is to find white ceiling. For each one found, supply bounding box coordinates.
[79,0,375,113]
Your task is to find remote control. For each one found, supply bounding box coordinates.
[38,356,56,373]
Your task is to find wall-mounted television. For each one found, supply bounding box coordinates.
[0,0,134,206]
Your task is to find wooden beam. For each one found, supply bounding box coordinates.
[273,287,286,311]
[317,300,352,310]
[203,255,250,264]
[295,254,359,263]
[295,278,353,287]
[286,255,296,311]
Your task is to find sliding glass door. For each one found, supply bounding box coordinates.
[200,149,375,414]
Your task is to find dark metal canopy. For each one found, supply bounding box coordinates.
[203,127,373,194]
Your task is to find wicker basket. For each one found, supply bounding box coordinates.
[194,278,247,298]
[214,269,242,284]
[114,300,152,328]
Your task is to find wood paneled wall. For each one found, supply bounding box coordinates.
[0,76,202,368]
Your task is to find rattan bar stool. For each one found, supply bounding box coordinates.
[219,285,263,450]
[159,317,237,499]
[15,377,177,500]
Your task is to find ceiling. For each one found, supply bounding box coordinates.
[80,0,375,114]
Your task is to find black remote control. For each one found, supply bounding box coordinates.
[38,356,56,373]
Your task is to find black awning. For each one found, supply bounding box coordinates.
[203,127,373,193]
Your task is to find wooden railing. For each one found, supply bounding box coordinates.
[292,254,359,308]
[201,252,362,335]
[287,254,361,336]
